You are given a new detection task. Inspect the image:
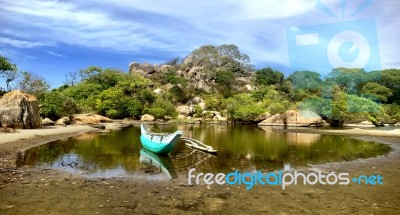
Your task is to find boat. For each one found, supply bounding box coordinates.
[140,124,183,154]
[139,148,176,180]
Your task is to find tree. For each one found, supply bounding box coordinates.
[79,66,103,81]
[224,93,266,122]
[215,69,236,97]
[360,82,393,102]
[326,68,367,94]
[299,86,382,126]
[17,71,49,100]
[0,56,18,91]
[145,96,177,119]
[288,70,322,90]
[190,44,252,73]
[255,67,284,86]
[40,90,79,120]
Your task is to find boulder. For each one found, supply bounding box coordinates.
[141,114,155,122]
[0,90,40,129]
[159,65,174,73]
[191,97,202,105]
[41,118,55,126]
[56,117,71,125]
[244,84,254,91]
[258,110,323,127]
[72,114,111,125]
[153,88,162,94]
[198,102,206,110]
[90,124,106,129]
[176,105,191,116]
[395,122,400,126]
[256,112,271,121]
[360,120,373,125]
[213,114,227,122]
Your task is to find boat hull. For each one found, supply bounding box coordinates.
[140,124,183,154]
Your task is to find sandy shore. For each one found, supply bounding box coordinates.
[0,124,399,214]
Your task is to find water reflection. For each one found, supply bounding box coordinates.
[16,125,391,179]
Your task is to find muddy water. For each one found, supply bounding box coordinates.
[16,125,391,180]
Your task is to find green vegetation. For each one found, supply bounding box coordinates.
[1,45,399,126]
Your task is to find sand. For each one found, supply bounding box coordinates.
[0,124,399,214]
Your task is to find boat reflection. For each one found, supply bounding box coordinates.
[139,148,177,180]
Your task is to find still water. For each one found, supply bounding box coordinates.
[16,125,391,180]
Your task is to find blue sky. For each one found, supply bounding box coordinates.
[0,0,399,88]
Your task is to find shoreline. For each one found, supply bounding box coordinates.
[1,123,400,214]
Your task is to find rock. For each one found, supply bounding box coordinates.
[141,114,155,122]
[72,114,111,125]
[395,122,400,126]
[256,112,271,121]
[164,116,173,121]
[159,65,174,73]
[128,62,140,72]
[41,118,55,126]
[192,97,202,105]
[235,77,251,86]
[153,88,162,94]
[0,90,40,129]
[140,63,156,74]
[0,127,16,133]
[360,120,373,125]
[258,110,323,127]
[244,84,254,91]
[198,102,206,110]
[163,83,174,91]
[176,105,191,116]
[177,114,186,120]
[213,114,227,122]
[55,117,71,125]
[93,114,113,123]
[90,124,106,129]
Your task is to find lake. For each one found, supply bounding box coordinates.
[16,124,391,180]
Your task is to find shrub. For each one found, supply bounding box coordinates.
[145,96,178,119]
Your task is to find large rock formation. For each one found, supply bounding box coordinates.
[0,90,41,129]
[128,55,254,93]
[258,110,323,127]
[72,114,112,125]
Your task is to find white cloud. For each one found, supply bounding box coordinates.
[0,37,54,48]
[47,51,63,57]
[0,0,398,71]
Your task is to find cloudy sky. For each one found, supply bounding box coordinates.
[0,0,399,88]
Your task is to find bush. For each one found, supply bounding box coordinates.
[145,96,178,119]
[40,91,79,120]
[224,94,266,122]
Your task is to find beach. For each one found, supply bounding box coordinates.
[0,124,399,214]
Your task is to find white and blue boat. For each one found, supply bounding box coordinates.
[140,124,183,154]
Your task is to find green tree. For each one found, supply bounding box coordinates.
[255,67,284,86]
[224,94,266,122]
[145,96,178,119]
[326,68,367,94]
[0,56,18,91]
[360,82,393,102]
[190,44,252,74]
[40,90,79,120]
[288,70,322,90]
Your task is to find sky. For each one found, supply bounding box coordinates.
[0,0,399,88]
